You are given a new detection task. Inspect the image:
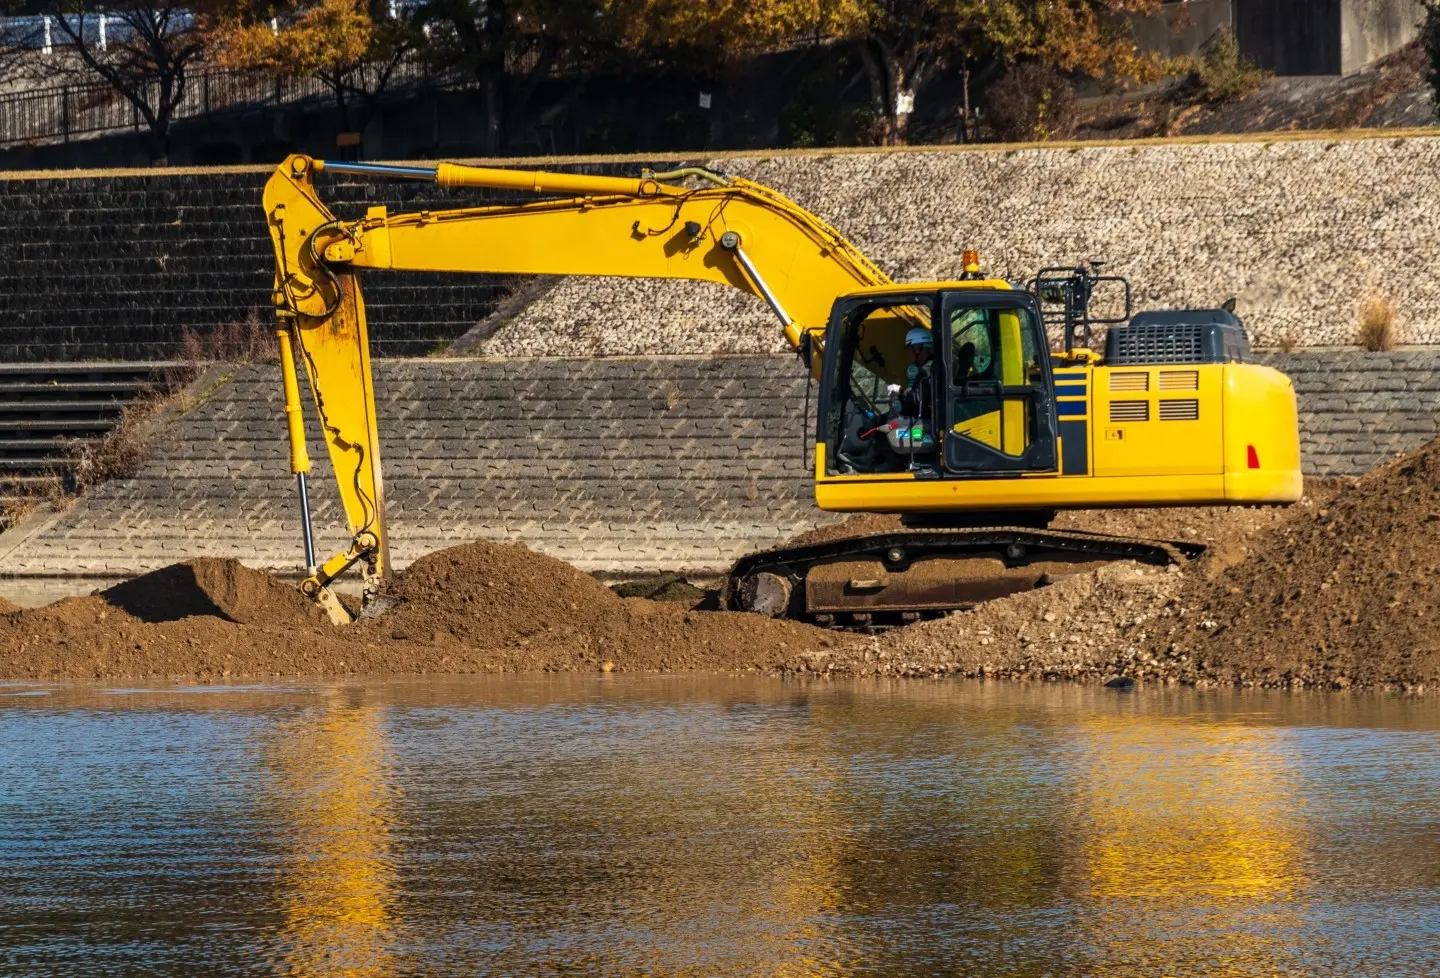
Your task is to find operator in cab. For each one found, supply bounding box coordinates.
[895,326,935,422]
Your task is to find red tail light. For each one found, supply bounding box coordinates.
[1247,445,1260,469]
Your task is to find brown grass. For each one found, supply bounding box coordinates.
[0,492,44,532]
[64,396,169,495]
[1276,326,1301,353]
[178,309,276,365]
[1357,294,1401,351]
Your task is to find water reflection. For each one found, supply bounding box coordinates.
[262,692,398,977]
[1066,715,1307,977]
[0,679,1437,977]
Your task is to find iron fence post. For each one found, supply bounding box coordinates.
[61,86,69,143]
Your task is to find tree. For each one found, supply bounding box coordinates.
[205,0,419,149]
[0,1,38,88]
[412,0,591,156]
[40,0,207,162]
[413,0,817,155]
[824,0,1166,145]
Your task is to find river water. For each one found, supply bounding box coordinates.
[1,677,1438,977]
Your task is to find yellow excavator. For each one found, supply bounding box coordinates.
[263,154,1301,625]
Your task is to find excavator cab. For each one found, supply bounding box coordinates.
[820,286,1058,479]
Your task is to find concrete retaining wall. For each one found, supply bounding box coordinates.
[0,350,1435,581]
[6,133,1440,363]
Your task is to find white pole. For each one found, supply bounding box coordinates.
[98,13,107,51]
[42,16,51,54]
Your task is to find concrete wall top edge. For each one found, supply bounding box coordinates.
[7,126,1440,182]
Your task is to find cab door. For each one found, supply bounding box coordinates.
[941,292,1058,474]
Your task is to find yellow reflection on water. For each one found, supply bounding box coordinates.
[1070,712,1307,975]
[264,692,398,978]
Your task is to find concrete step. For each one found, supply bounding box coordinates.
[0,417,117,431]
[0,457,76,472]
[0,381,154,396]
[0,399,130,415]
[0,437,94,452]
[0,473,62,493]
[0,363,180,492]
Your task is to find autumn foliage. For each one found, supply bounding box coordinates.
[43,0,1195,155]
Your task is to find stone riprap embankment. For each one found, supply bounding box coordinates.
[0,350,1434,581]
[483,135,1440,356]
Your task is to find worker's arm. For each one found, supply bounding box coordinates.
[261,154,891,612]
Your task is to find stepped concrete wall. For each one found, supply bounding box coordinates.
[0,159,671,362]
[0,350,1435,581]
[6,132,1440,363]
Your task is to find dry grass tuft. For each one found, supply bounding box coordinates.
[65,397,168,495]
[1356,294,1402,351]
[1276,326,1301,353]
[178,309,276,365]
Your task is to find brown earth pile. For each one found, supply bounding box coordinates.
[2,466,1434,692]
[360,542,844,673]
[0,542,850,681]
[0,596,19,614]
[1151,441,1440,692]
[784,563,1185,682]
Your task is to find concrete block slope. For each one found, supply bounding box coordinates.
[0,350,1434,581]
[0,357,821,578]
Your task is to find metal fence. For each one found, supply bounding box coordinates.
[0,57,456,145]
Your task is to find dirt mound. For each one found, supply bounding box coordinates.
[0,596,18,614]
[0,467,1422,691]
[849,563,1184,680]
[0,543,848,680]
[359,541,846,673]
[785,514,904,547]
[99,558,320,625]
[1154,441,1440,691]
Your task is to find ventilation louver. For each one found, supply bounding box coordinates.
[1159,399,1200,421]
[1109,401,1149,422]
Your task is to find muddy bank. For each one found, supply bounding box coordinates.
[0,465,1433,692]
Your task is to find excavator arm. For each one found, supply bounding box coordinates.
[262,154,892,618]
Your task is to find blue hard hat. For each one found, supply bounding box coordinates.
[905,327,933,348]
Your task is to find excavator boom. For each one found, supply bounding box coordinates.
[263,154,893,616]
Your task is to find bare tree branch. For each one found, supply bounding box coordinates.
[41,0,206,162]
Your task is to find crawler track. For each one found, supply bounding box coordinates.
[721,527,1205,628]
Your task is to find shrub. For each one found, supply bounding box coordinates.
[986,64,1078,143]
[1357,294,1401,351]
[65,397,167,494]
[1187,27,1267,104]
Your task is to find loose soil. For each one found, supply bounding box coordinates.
[0,597,19,614]
[1153,439,1440,693]
[0,542,849,681]
[0,463,1433,693]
